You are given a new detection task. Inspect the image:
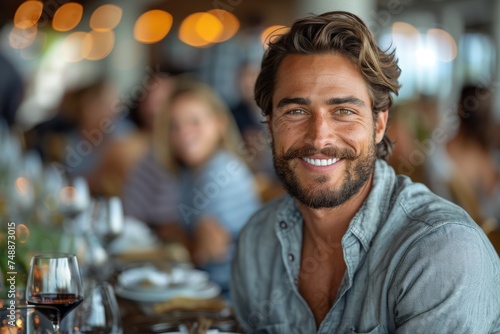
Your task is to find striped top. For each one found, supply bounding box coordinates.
[121,150,180,226]
[177,150,261,238]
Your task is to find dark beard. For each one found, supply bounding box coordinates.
[272,141,376,209]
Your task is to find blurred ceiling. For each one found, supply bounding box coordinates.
[0,0,495,31]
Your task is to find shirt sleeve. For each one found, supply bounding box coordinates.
[390,223,500,334]
[195,154,261,237]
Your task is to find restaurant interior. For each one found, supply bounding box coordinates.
[0,0,499,333]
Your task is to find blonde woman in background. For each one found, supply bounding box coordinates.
[122,76,261,294]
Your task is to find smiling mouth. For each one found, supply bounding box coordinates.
[301,157,339,166]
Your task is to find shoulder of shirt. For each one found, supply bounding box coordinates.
[391,173,477,230]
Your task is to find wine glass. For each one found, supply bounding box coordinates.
[90,197,124,248]
[26,253,84,333]
[58,177,91,228]
[66,281,122,334]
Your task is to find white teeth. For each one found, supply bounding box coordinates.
[302,157,339,166]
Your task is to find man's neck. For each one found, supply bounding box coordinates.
[297,172,375,244]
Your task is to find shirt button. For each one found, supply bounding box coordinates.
[288,253,294,262]
[279,221,287,229]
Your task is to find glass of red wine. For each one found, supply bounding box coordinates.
[26,253,84,333]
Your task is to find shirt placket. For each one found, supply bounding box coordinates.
[276,210,317,332]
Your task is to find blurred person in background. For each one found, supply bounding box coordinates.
[25,77,134,196]
[386,96,439,185]
[122,76,261,293]
[231,61,283,201]
[0,52,23,129]
[127,72,174,147]
[198,13,265,108]
[120,72,180,230]
[426,85,500,232]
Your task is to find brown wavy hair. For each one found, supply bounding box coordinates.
[254,11,401,160]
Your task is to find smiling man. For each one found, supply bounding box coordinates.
[230,11,500,334]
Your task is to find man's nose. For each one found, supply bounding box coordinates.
[304,112,336,148]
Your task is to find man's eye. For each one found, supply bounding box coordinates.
[336,109,353,116]
[287,109,304,115]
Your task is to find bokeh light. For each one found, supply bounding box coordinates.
[16,224,30,243]
[134,10,173,44]
[179,12,223,47]
[207,9,240,42]
[62,32,92,62]
[52,2,83,32]
[14,0,43,29]
[426,28,457,62]
[9,25,38,49]
[260,25,289,48]
[85,30,115,61]
[15,177,30,195]
[90,4,123,32]
[392,22,421,43]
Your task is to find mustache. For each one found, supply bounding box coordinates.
[282,144,356,161]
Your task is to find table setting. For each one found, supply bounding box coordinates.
[0,128,242,334]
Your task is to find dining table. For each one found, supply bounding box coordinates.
[108,243,244,334]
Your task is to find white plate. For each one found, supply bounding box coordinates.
[117,265,209,293]
[115,281,221,302]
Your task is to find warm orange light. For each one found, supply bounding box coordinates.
[62,32,91,62]
[260,25,289,48]
[207,9,239,42]
[179,12,224,47]
[14,0,43,29]
[134,10,173,44]
[52,2,83,32]
[90,4,123,32]
[15,177,30,195]
[9,25,37,49]
[426,28,457,62]
[16,224,30,243]
[196,13,223,43]
[85,30,115,61]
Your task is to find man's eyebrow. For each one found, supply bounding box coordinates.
[276,97,311,109]
[326,96,366,107]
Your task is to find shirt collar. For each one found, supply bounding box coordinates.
[347,159,396,251]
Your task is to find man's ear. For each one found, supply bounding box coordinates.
[375,110,389,144]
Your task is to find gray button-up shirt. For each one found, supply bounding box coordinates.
[231,160,500,333]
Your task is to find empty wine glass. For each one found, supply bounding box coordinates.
[58,178,92,265]
[26,253,84,333]
[67,281,122,334]
[58,177,91,226]
[90,197,124,248]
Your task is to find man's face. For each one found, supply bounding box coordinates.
[269,53,387,209]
